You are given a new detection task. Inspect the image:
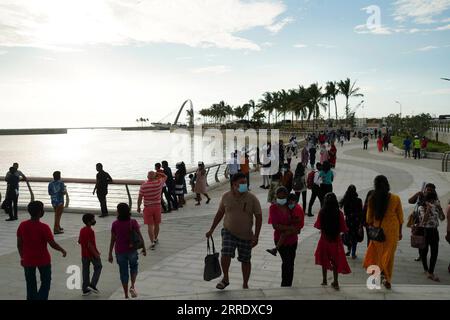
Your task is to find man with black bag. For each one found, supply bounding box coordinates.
[205,173,262,290]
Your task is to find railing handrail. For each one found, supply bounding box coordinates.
[0,162,225,186]
[443,151,450,172]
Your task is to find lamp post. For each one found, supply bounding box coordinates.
[395,101,402,118]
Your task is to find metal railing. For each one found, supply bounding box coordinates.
[0,163,229,213]
[442,152,450,172]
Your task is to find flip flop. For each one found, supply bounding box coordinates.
[216,280,230,290]
[331,282,340,291]
[427,274,440,282]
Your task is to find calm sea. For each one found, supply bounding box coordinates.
[0,129,210,180]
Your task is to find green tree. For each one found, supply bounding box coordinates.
[338,78,363,125]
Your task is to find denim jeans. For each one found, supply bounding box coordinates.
[82,257,103,291]
[116,251,138,285]
[24,265,51,300]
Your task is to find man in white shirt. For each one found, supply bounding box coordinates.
[307,162,322,217]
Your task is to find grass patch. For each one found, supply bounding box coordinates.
[391,136,450,153]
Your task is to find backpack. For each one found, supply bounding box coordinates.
[307,171,315,189]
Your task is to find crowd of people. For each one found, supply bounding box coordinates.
[4,133,450,300]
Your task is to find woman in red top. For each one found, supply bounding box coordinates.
[268,188,305,287]
[377,136,383,152]
[314,193,351,290]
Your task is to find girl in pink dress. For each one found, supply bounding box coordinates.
[314,193,351,290]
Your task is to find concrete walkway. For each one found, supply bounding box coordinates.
[0,138,449,300]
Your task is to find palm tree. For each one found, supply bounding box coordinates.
[306,83,327,131]
[259,92,275,128]
[233,106,247,121]
[338,78,363,125]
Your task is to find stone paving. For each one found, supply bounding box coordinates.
[0,139,449,300]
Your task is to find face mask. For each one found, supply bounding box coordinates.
[238,184,248,193]
[277,198,287,206]
[288,204,296,210]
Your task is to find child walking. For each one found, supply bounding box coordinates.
[314,193,351,290]
[78,213,102,296]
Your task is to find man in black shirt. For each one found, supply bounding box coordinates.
[93,163,113,217]
[162,161,178,211]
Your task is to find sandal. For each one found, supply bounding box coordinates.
[321,281,328,286]
[427,274,440,282]
[331,282,340,291]
[129,287,138,298]
[216,280,230,290]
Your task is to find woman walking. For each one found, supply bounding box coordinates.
[108,203,146,299]
[194,162,211,206]
[363,175,404,289]
[293,163,307,210]
[318,161,334,207]
[48,171,66,235]
[328,141,337,169]
[417,190,445,282]
[339,185,363,259]
[268,189,304,287]
[174,162,186,207]
[314,193,351,290]
[320,144,329,164]
[377,136,383,153]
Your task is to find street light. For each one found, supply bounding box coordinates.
[395,101,402,118]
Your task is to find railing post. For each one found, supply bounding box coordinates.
[25,180,35,202]
[214,164,221,183]
[125,184,132,210]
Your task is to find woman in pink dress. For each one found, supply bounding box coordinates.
[314,192,351,290]
[194,162,211,206]
[320,144,329,164]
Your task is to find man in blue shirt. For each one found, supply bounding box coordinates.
[48,171,66,234]
[403,136,412,158]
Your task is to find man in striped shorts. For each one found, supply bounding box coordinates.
[137,171,167,250]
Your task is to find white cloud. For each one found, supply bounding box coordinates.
[176,57,193,61]
[293,43,307,48]
[416,45,439,51]
[0,50,7,55]
[354,24,393,35]
[191,65,231,74]
[435,23,450,30]
[0,0,287,51]
[261,42,274,47]
[265,17,294,34]
[393,0,450,24]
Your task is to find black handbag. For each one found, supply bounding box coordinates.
[129,220,144,250]
[410,226,426,249]
[367,214,386,242]
[203,237,222,281]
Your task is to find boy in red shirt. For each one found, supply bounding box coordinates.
[17,201,67,300]
[78,213,102,296]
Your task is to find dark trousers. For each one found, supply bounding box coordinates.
[97,193,108,216]
[245,172,250,188]
[295,191,307,211]
[318,184,333,207]
[277,241,298,287]
[419,228,439,274]
[405,148,411,158]
[82,257,102,291]
[363,141,368,150]
[414,148,421,159]
[163,187,178,211]
[24,265,51,300]
[308,185,320,215]
[5,194,19,219]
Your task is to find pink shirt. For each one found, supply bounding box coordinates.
[139,177,167,207]
[111,219,140,254]
[268,204,305,245]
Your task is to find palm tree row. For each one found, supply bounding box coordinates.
[198,78,363,128]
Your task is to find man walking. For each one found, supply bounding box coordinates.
[307,162,322,217]
[137,171,167,250]
[5,167,20,221]
[93,163,113,218]
[206,173,262,290]
[17,201,67,300]
[227,152,240,188]
[161,161,178,211]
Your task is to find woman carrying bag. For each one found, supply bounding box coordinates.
[416,190,445,282]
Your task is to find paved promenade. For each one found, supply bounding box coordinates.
[0,139,449,300]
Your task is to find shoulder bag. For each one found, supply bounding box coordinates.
[129,220,144,250]
[367,213,386,242]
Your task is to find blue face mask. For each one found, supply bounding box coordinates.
[238,184,248,193]
[288,204,296,210]
[277,198,287,206]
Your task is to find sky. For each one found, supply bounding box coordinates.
[0,0,449,129]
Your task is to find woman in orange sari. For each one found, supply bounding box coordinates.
[363,175,404,289]
[376,136,383,152]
